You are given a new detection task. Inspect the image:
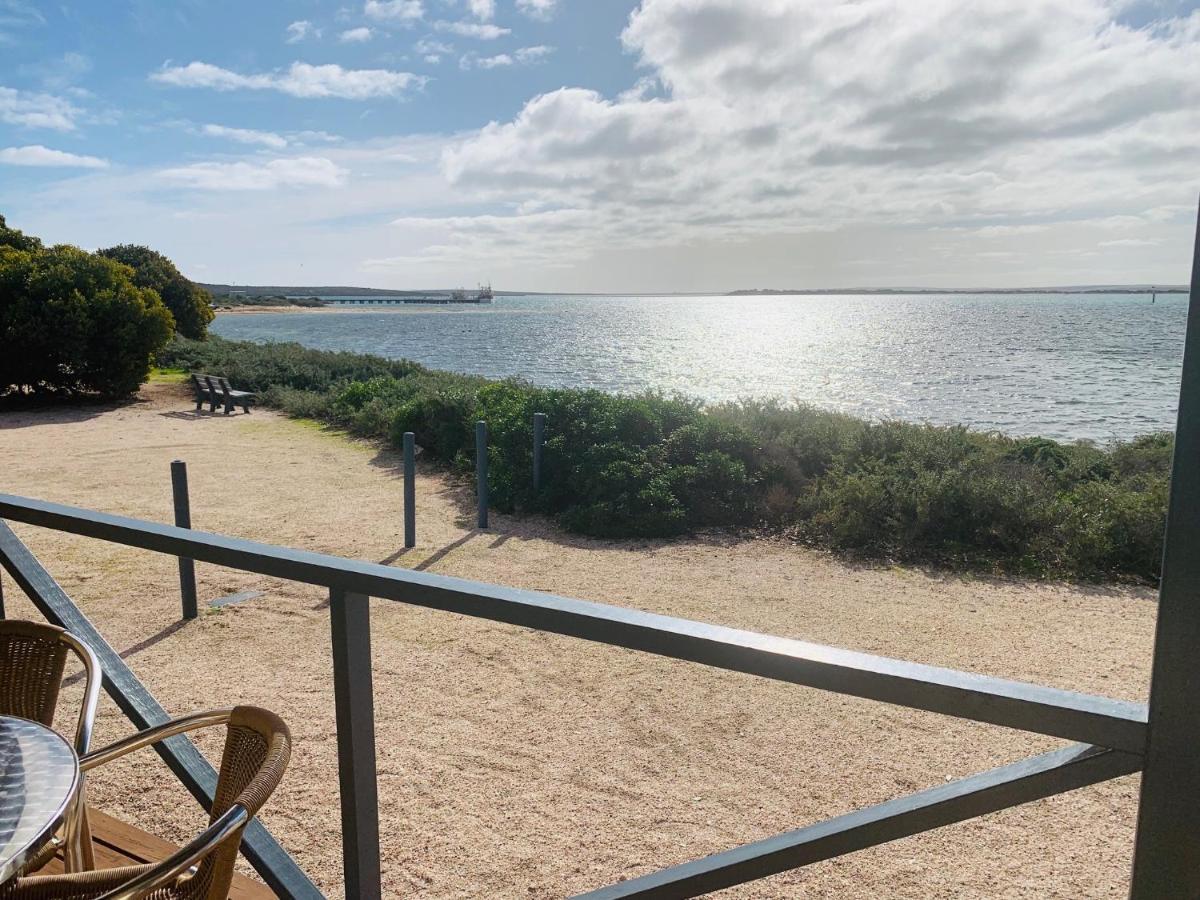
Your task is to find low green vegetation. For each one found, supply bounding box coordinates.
[161,335,1172,582]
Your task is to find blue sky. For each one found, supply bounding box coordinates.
[2,0,1199,291]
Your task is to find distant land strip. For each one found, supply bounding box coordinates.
[199,283,1188,298]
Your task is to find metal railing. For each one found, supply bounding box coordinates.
[0,483,1166,898]
[0,201,1194,897]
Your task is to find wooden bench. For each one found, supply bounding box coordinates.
[34,808,276,898]
[190,373,255,415]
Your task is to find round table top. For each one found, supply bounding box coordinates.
[0,716,79,883]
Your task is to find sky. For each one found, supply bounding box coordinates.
[1,0,1198,292]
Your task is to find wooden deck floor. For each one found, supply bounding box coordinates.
[34,809,276,899]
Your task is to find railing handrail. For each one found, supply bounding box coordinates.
[0,492,1146,752]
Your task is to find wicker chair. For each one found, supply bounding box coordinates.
[0,620,102,872]
[0,706,291,900]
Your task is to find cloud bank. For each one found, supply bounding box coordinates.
[152,61,423,99]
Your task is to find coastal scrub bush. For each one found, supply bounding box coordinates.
[0,241,174,399]
[161,335,421,393]
[158,334,1173,581]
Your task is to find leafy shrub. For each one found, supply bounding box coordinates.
[0,242,174,398]
[160,335,1173,581]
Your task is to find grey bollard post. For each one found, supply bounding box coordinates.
[403,432,416,548]
[171,460,198,619]
[533,412,546,491]
[476,421,488,529]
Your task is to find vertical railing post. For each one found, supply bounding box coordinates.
[329,589,381,900]
[533,412,545,492]
[476,421,488,529]
[170,460,198,620]
[403,432,416,549]
[1130,196,1200,898]
[0,568,5,619]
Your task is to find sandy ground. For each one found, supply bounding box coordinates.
[0,381,1156,898]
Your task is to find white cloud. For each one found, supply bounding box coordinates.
[19,51,92,90]
[201,124,288,149]
[0,0,44,45]
[0,144,107,168]
[515,0,557,20]
[285,20,319,43]
[151,61,424,99]
[438,0,1200,281]
[364,0,423,22]
[463,53,511,69]
[461,45,553,70]
[292,130,343,144]
[0,85,82,131]
[414,37,453,63]
[515,45,552,63]
[434,20,509,39]
[1100,238,1161,247]
[158,156,348,191]
[340,26,374,42]
[467,0,494,20]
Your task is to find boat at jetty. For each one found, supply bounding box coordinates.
[450,284,493,303]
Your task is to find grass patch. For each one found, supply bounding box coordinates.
[148,366,188,383]
[159,335,1172,583]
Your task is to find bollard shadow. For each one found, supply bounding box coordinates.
[158,409,242,421]
[62,618,190,687]
[412,531,479,571]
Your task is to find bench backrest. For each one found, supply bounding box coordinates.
[191,373,231,394]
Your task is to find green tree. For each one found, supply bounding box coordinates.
[97,244,214,339]
[0,214,42,252]
[0,243,174,398]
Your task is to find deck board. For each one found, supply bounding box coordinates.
[34,809,276,899]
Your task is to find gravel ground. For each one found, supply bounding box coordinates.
[0,381,1156,898]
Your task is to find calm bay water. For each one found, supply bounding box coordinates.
[211,293,1188,443]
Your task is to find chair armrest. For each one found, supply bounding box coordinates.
[81,709,233,771]
[95,805,249,900]
[59,630,102,756]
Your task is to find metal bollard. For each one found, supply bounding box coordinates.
[476,421,488,529]
[533,412,546,491]
[403,432,416,548]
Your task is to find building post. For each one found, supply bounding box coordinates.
[1129,196,1200,897]
[329,589,382,900]
[170,460,198,620]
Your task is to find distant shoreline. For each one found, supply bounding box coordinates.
[726,286,1188,296]
[211,285,1189,314]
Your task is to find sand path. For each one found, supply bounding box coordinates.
[0,382,1156,897]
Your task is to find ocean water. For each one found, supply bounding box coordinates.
[210,292,1189,443]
